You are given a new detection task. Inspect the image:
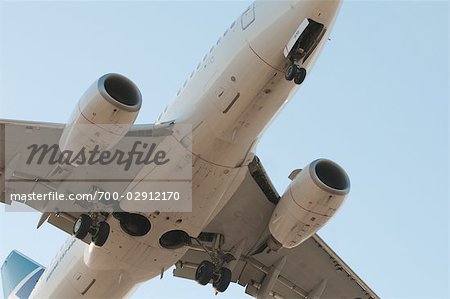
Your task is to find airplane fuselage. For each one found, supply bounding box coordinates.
[28,1,341,298]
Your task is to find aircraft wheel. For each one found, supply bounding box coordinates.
[213,267,232,293]
[195,260,214,286]
[294,67,307,85]
[285,64,297,81]
[92,222,110,247]
[73,214,92,240]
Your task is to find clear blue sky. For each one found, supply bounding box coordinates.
[0,1,448,298]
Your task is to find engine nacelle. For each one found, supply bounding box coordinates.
[269,159,350,249]
[59,73,142,154]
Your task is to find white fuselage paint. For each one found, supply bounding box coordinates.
[28,1,341,298]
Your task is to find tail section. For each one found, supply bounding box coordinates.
[1,250,45,299]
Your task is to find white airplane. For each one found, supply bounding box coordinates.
[0,1,379,298]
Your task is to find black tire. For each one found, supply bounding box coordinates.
[213,267,232,293]
[92,222,110,247]
[73,214,92,240]
[294,67,307,85]
[285,64,297,81]
[195,261,214,286]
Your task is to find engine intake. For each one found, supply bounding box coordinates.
[311,159,350,193]
[59,73,142,155]
[99,74,142,110]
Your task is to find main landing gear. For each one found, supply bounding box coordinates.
[73,213,110,247]
[73,212,152,247]
[195,261,232,293]
[285,63,307,85]
[192,233,234,293]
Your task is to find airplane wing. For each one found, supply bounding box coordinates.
[0,119,84,239]
[0,119,177,240]
[173,157,379,299]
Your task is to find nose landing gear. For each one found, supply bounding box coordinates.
[285,63,307,85]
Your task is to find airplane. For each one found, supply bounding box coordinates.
[0,1,379,298]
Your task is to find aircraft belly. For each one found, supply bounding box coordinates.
[38,159,245,298]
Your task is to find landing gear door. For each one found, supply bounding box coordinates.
[284,19,310,58]
[284,19,326,63]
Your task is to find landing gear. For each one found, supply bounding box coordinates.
[92,221,110,247]
[294,66,306,85]
[72,213,110,247]
[195,263,232,293]
[213,267,232,293]
[192,233,234,293]
[195,261,214,285]
[194,260,232,292]
[285,63,307,85]
[73,214,92,239]
[285,64,297,81]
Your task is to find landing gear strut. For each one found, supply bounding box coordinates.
[73,213,110,247]
[285,63,306,85]
[193,233,234,293]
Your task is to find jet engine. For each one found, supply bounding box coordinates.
[269,159,350,249]
[59,73,142,154]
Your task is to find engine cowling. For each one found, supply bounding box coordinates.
[59,73,142,153]
[269,159,350,249]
